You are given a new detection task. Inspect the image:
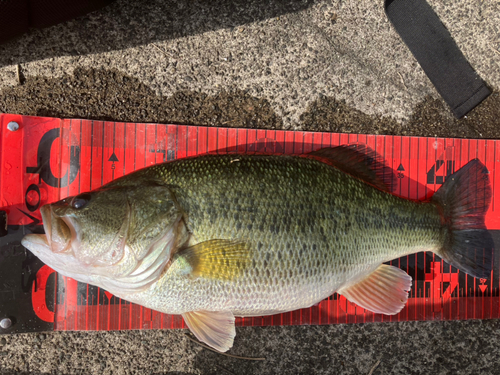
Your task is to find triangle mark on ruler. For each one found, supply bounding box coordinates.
[108,153,119,162]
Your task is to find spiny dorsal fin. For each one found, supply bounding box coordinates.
[180,239,251,281]
[337,264,412,315]
[307,145,396,192]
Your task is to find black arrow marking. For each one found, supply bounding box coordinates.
[108,153,119,162]
[397,163,405,171]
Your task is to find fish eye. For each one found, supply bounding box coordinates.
[71,193,92,209]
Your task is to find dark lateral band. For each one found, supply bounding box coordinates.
[385,0,491,118]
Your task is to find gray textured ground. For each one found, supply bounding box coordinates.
[0,0,499,373]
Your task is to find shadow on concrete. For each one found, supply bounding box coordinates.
[0,0,314,67]
[1,67,499,140]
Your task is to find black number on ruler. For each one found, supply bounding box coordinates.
[427,160,455,185]
[26,128,81,188]
[22,128,81,213]
[397,163,405,179]
[109,153,119,170]
[150,148,176,161]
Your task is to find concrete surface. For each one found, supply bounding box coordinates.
[0,0,499,373]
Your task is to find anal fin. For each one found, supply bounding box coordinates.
[182,310,236,352]
[338,264,412,315]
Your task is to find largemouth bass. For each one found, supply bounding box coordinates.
[22,145,494,352]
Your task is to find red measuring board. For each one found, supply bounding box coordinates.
[0,114,499,334]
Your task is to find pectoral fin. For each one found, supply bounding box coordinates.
[338,264,412,315]
[180,239,251,281]
[182,310,236,352]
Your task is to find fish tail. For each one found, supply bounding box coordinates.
[431,159,494,279]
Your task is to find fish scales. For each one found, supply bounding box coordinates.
[127,154,443,315]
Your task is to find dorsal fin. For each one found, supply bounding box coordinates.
[307,145,396,192]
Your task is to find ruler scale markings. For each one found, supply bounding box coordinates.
[441,138,448,321]
[106,299,114,331]
[130,112,134,330]
[120,122,128,331]
[292,130,298,327]
[487,140,494,321]
[376,133,381,324]
[108,122,117,329]
[196,128,201,155]
[141,125,149,329]
[407,138,421,320]
[478,139,485,320]
[162,125,167,163]
[468,139,473,320]
[100,122,105,188]
[396,135,402,324]
[372,133,378,324]
[155,123,158,164]
[234,129,240,153]
[420,135,426,321]
[336,285,339,325]
[85,283,89,331]
[425,142,438,320]
[96,288,100,331]
[184,125,189,159]
[133,123,137,171]
[90,121,94,195]
[473,140,478,320]
[244,127,248,154]
[450,137,455,320]
[67,119,72,203]
[216,127,219,155]
[87,121,94,328]
[56,119,62,192]
[403,136,407,322]
[236,128,245,154]
[424,137,431,321]
[481,139,486,321]
[112,122,116,180]
[265,129,275,327]
[300,131,304,327]
[4,115,500,331]
[62,119,72,331]
[497,142,500,319]
[414,137,421,321]
[458,138,465,320]
[74,119,83,331]
[493,140,497,213]
[319,131,325,326]
[206,126,210,155]
[465,139,470,320]
[305,130,312,326]
[355,133,362,324]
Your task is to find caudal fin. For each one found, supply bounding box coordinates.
[431,159,494,279]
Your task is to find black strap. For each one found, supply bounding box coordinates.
[385,0,491,118]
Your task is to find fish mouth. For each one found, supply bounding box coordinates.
[40,205,78,254]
